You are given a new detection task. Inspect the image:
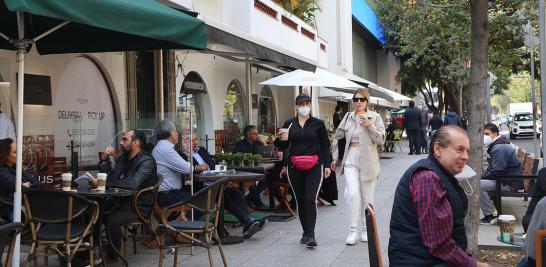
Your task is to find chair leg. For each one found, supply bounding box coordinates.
[89,235,95,267]
[65,242,72,267]
[213,230,228,267]
[44,246,48,267]
[172,247,179,267]
[206,233,214,267]
[133,227,138,255]
[25,241,37,267]
[123,227,128,259]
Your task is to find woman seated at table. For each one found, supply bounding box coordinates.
[0,138,42,221]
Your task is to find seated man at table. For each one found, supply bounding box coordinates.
[91,129,157,262]
[233,125,267,207]
[152,120,208,208]
[480,123,522,225]
[192,133,268,239]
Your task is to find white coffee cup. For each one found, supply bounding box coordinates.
[215,165,221,172]
[279,128,289,141]
[97,173,107,191]
[61,173,72,191]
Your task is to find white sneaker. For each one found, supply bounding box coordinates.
[345,231,358,245]
[361,230,368,242]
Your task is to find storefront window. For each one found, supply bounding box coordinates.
[258,86,276,134]
[177,93,201,140]
[223,80,246,152]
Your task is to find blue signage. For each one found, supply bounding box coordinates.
[352,0,386,45]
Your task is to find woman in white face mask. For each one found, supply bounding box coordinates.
[277,93,333,248]
[331,89,386,245]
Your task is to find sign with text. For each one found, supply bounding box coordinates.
[53,57,116,166]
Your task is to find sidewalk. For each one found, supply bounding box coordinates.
[15,140,528,266]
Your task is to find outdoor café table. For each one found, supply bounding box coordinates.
[196,171,265,244]
[75,188,134,267]
[229,162,278,209]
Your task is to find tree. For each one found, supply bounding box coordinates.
[465,0,488,254]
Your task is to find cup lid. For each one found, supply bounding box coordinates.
[498,214,516,221]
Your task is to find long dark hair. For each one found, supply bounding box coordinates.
[0,138,14,167]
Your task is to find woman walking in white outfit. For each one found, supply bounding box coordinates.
[331,89,385,245]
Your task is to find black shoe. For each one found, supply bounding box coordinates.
[257,219,269,231]
[480,214,498,225]
[415,152,422,155]
[327,200,336,206]
[306,236,317,248]
[243,219,261,239]
[408,152,414,155]
[300,233,310,244]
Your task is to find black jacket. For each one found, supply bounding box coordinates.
[278,116,332,167]
[0,166,43,220]
[403,107,422,130]
[192,147,215,168]
[233,139,264,154]
[429,115,443,131]
[333,112,343,129]
[99,151,157,213]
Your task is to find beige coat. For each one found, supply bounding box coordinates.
[331,111,386,180]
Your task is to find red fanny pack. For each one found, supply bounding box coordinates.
[291,155,319,171]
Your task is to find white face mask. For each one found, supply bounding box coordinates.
[297,106,311,116]
[454,164,476,196]
[483,135,493,146]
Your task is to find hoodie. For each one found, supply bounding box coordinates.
[482,135,523,190]
[443,111,462,126]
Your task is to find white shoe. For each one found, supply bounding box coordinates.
[345,231,358,245]
[361,231,368,242]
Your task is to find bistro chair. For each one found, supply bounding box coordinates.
[159,178,227,267]
[122,174,164,265]
[0,222,24,267]
[0,197,28,227]
[365,203,383,267]
[384,129,403,153]
[23,189,99,267]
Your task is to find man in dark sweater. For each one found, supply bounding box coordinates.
[480,123,521,224]
[428,111,443,136]
[389,126,486,266]
[403,100,422,155]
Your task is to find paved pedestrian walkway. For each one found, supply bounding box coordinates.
[14,140,531,266]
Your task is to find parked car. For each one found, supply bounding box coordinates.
[509,112,541,139]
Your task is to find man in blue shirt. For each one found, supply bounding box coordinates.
[152,120,209,207]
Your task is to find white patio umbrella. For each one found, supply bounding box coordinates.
[260,68,365,89]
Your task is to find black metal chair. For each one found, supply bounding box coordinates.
[159,178,227,267]
[23,189,99,267]
[0,222,24,267]
[122,174,164,265]
[365,203,383,267]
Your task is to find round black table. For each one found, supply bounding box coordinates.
[75,188,135,267]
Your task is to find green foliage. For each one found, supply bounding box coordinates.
[272,0,320,27]
[217,153,261,166]
[371,0,528,111]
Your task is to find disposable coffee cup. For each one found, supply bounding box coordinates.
[97,173,107,191]
[498,214,516,242]
[215,165,221,172]
[279,128,289,141]
[61,173,72,191]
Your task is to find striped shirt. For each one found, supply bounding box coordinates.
[409,169,477,267]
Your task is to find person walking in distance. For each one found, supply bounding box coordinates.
[278,93,333,248]
[403,100,422,155]
[331,89,385,245]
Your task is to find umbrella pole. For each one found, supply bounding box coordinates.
[12,12,29,267]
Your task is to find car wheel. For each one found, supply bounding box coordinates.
[510,133,516,139]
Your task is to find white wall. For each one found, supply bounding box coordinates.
[0,48,127,136]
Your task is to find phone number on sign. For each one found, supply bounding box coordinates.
[72,129,96,136]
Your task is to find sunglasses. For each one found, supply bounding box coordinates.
[352,97,367,103]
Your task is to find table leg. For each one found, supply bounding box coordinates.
[106,224,129,267]
[96,200,107,267]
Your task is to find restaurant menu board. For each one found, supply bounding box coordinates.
[53,57,116,166]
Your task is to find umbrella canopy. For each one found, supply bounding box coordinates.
[260,69,364,89]
[0,0,207,54]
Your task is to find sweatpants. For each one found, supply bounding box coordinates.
[480,180,511,216]
[344,147,376,232]
[287,164,323,236]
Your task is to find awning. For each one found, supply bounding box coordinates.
[203,16,316,72]
[260,69,363,88]
[0,0,207,54]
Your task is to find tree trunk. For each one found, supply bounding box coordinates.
[465,0,488,255]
